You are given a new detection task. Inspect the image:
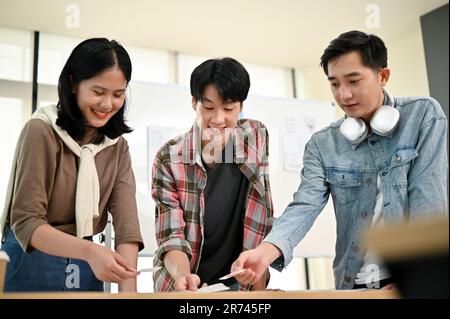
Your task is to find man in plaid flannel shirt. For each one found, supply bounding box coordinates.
[151,57,274,292]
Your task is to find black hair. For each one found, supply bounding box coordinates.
[56,37,132,141]
[190,57,250,103]
[320,30,388,75]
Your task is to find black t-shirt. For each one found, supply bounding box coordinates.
[197,145,249,286]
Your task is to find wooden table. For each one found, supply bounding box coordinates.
[0,289,399,299]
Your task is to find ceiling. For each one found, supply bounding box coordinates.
[0,0,448,68]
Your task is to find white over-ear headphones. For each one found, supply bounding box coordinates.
[339,89,399,145]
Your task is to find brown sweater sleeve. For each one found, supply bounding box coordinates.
[107,138,144,251]
[10,119,59,252]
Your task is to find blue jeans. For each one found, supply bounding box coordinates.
[1,227,104,292]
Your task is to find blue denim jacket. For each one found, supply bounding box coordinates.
[264,94,448,289]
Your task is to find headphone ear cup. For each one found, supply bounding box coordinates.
[370,105,400,136]
[339,117,368,145]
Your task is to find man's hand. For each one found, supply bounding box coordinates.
[174,273,202,291]
[231,242,281,285]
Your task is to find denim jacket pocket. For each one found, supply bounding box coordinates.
[389,148,418,188]
[326,169,362,206]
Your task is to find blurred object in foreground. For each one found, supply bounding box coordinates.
[364,215,449,299]
[0,250,10,292]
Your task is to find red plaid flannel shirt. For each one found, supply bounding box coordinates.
[151,119,274,291]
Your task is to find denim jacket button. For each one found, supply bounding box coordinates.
[361,211,368,218]
[352,245,359,253]
[344,276,352,283]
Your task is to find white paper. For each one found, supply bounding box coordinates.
[282,115,318,172]
[137,266,161,274]
[195,283,230,293]
[219,269,245,280]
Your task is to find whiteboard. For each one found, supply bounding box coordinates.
[125,81,337,258]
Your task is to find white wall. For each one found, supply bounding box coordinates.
[387,20,430,96]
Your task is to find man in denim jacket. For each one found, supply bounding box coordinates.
[231,30,448,290]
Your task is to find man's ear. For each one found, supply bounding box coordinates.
[192,97,198,111]
[379,67,391,87]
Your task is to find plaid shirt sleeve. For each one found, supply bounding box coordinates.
[151,155,192,263]
[260,123,274,236]
[236,119,275,291]
[238,120,275,250]
[253,120,274,239]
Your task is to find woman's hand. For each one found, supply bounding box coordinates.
[85,243,137,283]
